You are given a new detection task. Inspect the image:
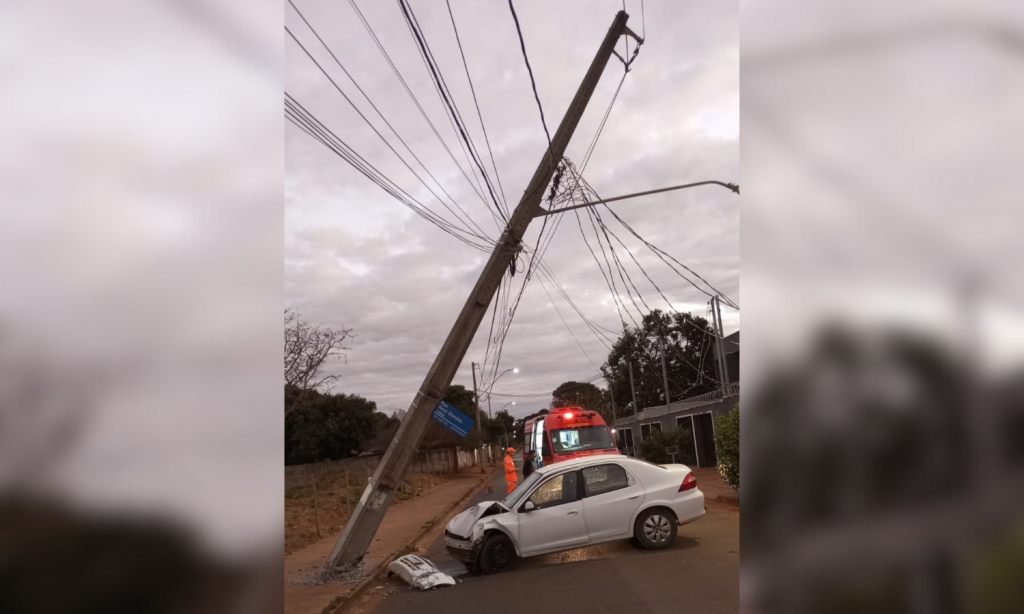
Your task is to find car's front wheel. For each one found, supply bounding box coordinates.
[634,508,677,550]
[477,533,519,574]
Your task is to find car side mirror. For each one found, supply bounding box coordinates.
[521,501,536,513]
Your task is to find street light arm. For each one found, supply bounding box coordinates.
[534,180,739,217]
[480,368,518,394]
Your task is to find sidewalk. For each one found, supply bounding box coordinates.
[285,469,495,614]
[693,467,739,508]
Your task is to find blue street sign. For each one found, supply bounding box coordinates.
[431,400,474,438]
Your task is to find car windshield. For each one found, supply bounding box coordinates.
[501,470,542,509]
[550,426,616,453]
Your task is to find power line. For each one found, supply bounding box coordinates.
[560,161,738,310]
[641,0,646,40]
[534,261,619,344]
[445,0,509,215]
[285,94,493,251]
[603,203,739,309]
[492,374,606,399]
[553,161,738,364]
[588,200,736,343]
[286,0,491,239]
[537,274,602,371]
[589,206,652,319]
[507,0,553,150]
[399,0,507,223]
[285,102,490,251]
[346,0,499,228]
[285,27,495,247]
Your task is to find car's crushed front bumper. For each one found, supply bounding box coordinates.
[443,529,481,567]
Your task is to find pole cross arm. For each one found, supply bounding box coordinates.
[535,180,740,217]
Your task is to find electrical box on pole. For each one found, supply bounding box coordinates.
[324,11,640,572]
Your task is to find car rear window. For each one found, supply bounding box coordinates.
[583,464,629,497]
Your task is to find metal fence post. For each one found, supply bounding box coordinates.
[345,465,351,519]
[312,466,321,539]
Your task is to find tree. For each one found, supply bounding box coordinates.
[714,405,739,490]
[285,390,379,465]
[638,425,694,465]
[366,411,402,453]
[602,310,719,413]
[513,409,549,445]
[284,309,354,415]
[486,409,515,445]
[551,381,612,423]
[443,384,477,417]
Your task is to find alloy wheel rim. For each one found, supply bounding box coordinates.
[643,514,672,543]
[492,543,512,567]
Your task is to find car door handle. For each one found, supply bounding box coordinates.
[627,494,640,500]
[567,509,578,515]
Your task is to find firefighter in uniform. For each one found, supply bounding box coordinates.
[504,447,517,494]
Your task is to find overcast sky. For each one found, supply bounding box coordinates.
[286,0,738,420]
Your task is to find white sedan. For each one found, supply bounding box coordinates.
[444,455,704,573]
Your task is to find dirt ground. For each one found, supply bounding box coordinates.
[285,468,458,555]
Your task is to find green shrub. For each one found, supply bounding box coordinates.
[638,426,693,465]
[714,405,740,490]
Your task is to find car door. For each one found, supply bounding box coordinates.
[580,463,644,541]
[516,470,587,555]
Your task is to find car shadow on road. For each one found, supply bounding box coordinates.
[510,535,702,573]
[617,535,702,555]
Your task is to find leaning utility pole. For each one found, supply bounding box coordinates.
[325,11,638,571]
[471,362,482,433]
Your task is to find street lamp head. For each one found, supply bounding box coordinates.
[513,368,519,373]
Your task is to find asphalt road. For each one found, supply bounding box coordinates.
[366,454,739,614]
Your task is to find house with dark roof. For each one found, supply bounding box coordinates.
[613,329,739,468]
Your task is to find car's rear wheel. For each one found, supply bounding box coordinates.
[634,508,677,550]
[477,533,519,574]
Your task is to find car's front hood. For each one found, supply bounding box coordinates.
[446,501,507,538]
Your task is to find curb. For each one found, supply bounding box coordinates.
[715,492,740,508]
[328,466,500,614]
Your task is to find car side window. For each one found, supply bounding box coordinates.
[582,464,629,498]
[527,472,579,510]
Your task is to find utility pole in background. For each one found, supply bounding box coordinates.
[629,361,638,416]
[714,295,730,387]
[710,296,729,394]
[325,11,639,572]
[471,362,482,433]
[659,336,671,406]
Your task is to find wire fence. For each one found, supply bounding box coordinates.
[284,445,499,555]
